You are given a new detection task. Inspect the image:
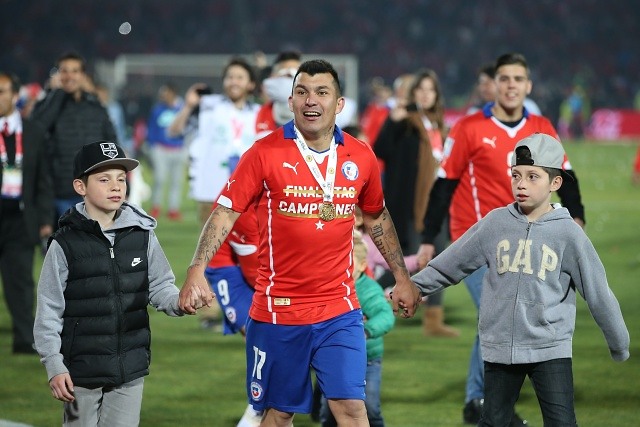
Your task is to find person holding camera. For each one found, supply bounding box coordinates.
[168,57,259,226]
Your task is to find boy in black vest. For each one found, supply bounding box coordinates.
[34,141,210,426]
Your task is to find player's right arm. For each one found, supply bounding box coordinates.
[179,205,241,313]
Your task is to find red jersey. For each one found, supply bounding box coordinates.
[255,102,277,140]
[217,121,385,325]
[442,104,569,240]
[207,206,260,287]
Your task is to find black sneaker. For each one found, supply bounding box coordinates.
[511,412,528,426]
[463,398,483,424]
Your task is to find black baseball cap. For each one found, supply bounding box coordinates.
[73,141,139,179]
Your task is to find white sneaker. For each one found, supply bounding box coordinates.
[236,404,263,427]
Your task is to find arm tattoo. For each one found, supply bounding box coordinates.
[190,206,234,268]
[368,212,408,273]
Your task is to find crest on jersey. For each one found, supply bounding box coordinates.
[341,161,359,181]
[225,307,237,323]
[251,381,264,402]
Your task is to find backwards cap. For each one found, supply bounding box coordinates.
[512,133,565,169]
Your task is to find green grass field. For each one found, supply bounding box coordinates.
[1,141,639,426]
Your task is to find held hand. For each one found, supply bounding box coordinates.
[416,243,436,270]
[390,277,422,318]
[49,373,75,402]
[179,267,214,314]
[573,217,585,229]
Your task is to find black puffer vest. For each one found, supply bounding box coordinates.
[52,208,150,388]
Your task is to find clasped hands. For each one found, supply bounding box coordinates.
[179,270,215,314]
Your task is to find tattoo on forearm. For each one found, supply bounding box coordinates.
[190,206,233,268]
[368,215,407,273]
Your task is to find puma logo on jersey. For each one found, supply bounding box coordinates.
[131,257,142,267]
[226,179,236,191]
[282,162,299,175]
[482,137,497,148]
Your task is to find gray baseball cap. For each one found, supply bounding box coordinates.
[512,133,565,169]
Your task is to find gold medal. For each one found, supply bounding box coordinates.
[318,202,336,222]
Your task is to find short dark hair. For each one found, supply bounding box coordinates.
[514,146,562,180]
[273,50,302,67]
[0,71,21,93]
[56,51,86,72]
[223,57,256,83]
[294,59,342,96]
[495,53,529,77]
[478,63,495,79]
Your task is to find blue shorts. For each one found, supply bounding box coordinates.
[204,266,254,335]
[245,309,366,413]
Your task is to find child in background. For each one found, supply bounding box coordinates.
[34,141,204,426]
[404,133,629,425]
[319,230,395,427]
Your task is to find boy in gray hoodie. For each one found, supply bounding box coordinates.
[396,133,630,426]
[34,141,207,426]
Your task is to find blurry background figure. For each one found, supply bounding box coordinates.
[0,71,53,354]
[558,83,591,139]
[255,51,303,140]
[146,82,186,220]
[467,63,542,116]
[359,77,393,148]
[30,51,117,223]
[374,69,459,338]
[17,82,45,118]
[95,83,129,154]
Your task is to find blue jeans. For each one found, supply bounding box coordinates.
[480,358,577,426]
[464,266,487,403]
[319,358,385,427]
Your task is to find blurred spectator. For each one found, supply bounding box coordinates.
[146,82,186,220]
[255,50,302,140]
[373,69,458,338]
[95,83,129,153]
[17,83,45,118]
[168,57,259,225]
[359,77,393,145]
[558,84,591,140]
[30,51,117,223]
[0,71,53,354]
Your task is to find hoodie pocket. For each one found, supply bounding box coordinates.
[516,301,556,344]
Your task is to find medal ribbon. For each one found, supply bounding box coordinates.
[293,126,337,204]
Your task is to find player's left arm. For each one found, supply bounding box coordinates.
[362,207,421,318]
[556,170,585,227]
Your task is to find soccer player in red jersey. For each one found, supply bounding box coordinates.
[180,59,415,427]
[392,53,586,425]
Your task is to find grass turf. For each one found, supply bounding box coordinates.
[1,140,638,426]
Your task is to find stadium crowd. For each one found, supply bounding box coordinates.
[2,0,639,125]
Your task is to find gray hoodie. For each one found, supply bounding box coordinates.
[412,203,629,364]
[34,202,183,382]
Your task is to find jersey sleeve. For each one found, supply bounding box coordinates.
[439,120,472,180]
[217,143,264,213]
[356,144,385,214]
